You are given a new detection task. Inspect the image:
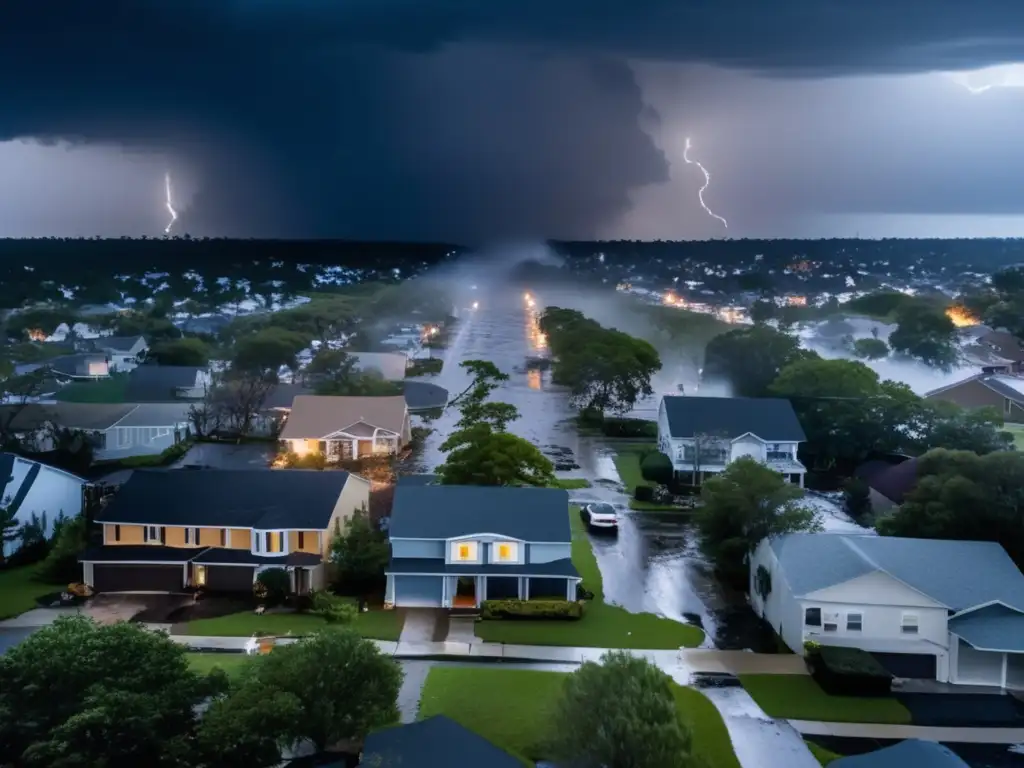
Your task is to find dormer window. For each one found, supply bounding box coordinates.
[493,542,518,563]
[450,541,478,562]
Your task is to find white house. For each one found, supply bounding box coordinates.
[657,396,807,486]
[0,453,86,557]
[749,533,1024,689]
[86,336,149,373]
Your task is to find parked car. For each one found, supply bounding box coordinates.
[580,502,618,533]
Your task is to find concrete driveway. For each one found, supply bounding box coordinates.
[84,594,192,625]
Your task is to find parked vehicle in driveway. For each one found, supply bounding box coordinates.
[580,502,618,533]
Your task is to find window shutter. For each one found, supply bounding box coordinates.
[160,527,166,545]
[220,528,227,547]
[184,528,190,544]
[114,525,121,542]
[298,532,305,549]
[195,528,201,546]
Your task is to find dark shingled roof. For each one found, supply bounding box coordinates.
[88,335,146,353]
[94,469,352,529]
[389,485,570,542]
[856,457,919,504]
[387,557,578,578]
[78,545,198,563]
[360,716,522,768]
[402,380,449,411]
[125,365,203,402]
[661,395,806,442]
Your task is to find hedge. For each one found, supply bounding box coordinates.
[481,599,583,621]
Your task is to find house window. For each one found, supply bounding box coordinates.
[450,541,478,562]
[493,542,518,563]
[184,527,200,545]
[194,565,207,587]
[804,607,822,627]
[847,612,863,632]
[265,532,283,554]
[253,530,285,554]
[143,525,163,544]
[822,612,839,632]
[901,613,919,635]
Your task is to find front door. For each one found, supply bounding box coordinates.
[340,440,353,460]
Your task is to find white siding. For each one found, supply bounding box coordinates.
[749,539,805,652]
[731,435,764,462]
[95,426,180,461]
[1,459,85,556]
[528,542,572,563]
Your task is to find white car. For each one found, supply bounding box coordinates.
[581,502,618,532]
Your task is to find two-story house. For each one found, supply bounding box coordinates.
[750,533,1024,689]
[385,485,581,609]
[657,395,807,486]
[79,468,370,594]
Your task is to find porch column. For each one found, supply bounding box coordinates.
[798,472,805,489]
[477,576,486,607]
[517,577,524,599]
[523,578,531,600]
[566,579,574,600]
[1003,653,1009,689]
[352,439,358,458]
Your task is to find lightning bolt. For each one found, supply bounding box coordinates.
[946,64,1024,94]
[683,137,728,230]
[164,172,178,235]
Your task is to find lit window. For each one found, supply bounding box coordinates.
[498,544,510,560]
[194,565,207,587]
[493,542,518,562]
[459,544,470,559]
[265,532,283,553]
[450,541,477,562]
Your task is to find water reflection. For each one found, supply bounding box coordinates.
[527,369,542,390]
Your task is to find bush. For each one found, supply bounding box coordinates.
[575,584,595,601]
[117,439,193,468]
[38,515,87,583]
[480,599,583,621]
[807,645,893,697]
[600,417,657,438]
[254,567,291,606]
[640,451,674,485]
[311,589,357,624]
[281,451,327,470]
[634,485,654,502]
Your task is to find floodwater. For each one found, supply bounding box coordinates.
[412,282,784,650]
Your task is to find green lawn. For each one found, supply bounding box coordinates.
[739,674,912,724]
[187,652,253,678]
[54,375,129,403]
[806,740,843,766]
[551,478,592,490]
[418,667,740,768]
[183,605,404,641]
[0,564,66,620]
[612,447,684,511]
[1003,423,1024,450]
[474,507,704,649]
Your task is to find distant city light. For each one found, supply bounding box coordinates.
[472,301,479,310]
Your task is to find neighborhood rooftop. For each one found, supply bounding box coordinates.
[389,485,570,542]
[0,402,138,431]
[771,533,1024,612]
[360,715,522,768]
[124,365,203,401]
[661,395,806,441]
[95,468,352,530]
[279,395,408,439]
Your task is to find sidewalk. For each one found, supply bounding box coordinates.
[167,632,809,675]
[791,719,1024,744]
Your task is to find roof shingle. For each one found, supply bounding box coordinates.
[279,395,407,439]
[661,396,806,441]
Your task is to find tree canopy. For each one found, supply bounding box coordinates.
[539,307,661,414]
[888,301,958,367]
[232,327,309,375]
[696,457,820,583]
[878,449,1024,568]
[148,336,212,366]
[546,651,694,768]
[331,507,390,596]
[703,325,809,398]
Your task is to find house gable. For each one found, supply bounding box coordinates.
[803,569,946,609]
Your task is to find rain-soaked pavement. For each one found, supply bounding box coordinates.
[409,282,796,651]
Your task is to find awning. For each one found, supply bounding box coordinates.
[386,557,579,579]
[950,604,1024,653]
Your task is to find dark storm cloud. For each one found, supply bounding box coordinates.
[2,1,1024,240]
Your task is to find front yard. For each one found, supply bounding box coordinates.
[182,603,404,641]
[551,478,591,490]
[474,507,704,649]
[187,652,253,678]
[418,666,740,768]
[0,564,66,620]
[612,446,685,511]
[739,674,912,724]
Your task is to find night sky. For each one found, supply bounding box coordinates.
[2,2,1024,241]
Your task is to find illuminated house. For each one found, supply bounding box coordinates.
[385,485,580,609]
[279,395,412,461]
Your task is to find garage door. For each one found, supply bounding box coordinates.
[957,639,1004,686]
[206,566,257,592]
[93,564,183,593]
[394,575,443,607]
[872,652,937,679]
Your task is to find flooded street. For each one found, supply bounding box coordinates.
[412,281,772,650]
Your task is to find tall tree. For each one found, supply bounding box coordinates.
[704,325,811,398]
[198,681,303,768]
[148,337,211,366]
[696,457,820,584]
[888,302,958,367]
[331,508,390,597]
[546,651,694,768]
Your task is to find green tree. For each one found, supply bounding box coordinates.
[842,477,873,524]
[254,567,291,606]
[149,337,212,366]
[748,299,777,325]
[704,325,811,398]
[245,630,402,751]
[695,457,820,583]
[888,302,957,367]
[198,681,303,768]
[640,451,674,486]
[0,615,212,767]
[851,337,889,360]
[912,401,1012,455]
[331,508,390,597]
[878,449,1024,567]
[39,513,87,583]
[546,651,694,768]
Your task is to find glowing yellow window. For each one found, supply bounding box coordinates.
[498,544,511,561]
[458,544,470,560]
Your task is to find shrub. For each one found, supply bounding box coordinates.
[254,567,291,606]
[634,485,654,502]
[481,599,583,621]
[640,451,674,485]
[843,478,874,524]
[281,451,327,470]
[311,589,357,624]
[600,417,657,438]
[807,645,893,697]
[575,584,595,601]
[38,515,86,583]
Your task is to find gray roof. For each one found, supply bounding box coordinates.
[949,604,1024,652]
[0,403,136,431]
[48,353,107,376]
[925,372,1024,403]
[115,403,192,428]
[89,335,146,353]
[771,533,1024,612]
[397,474,439,487]
[832,740,968,768]
[661,396,806,442]
[402,380,448,411]
[389,485,570,542]
[361,716,521,768]
[125,365,202,402]
[387,557,578,578]
[95,469,352,530]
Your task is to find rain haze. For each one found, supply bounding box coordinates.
[2,2,1024,241]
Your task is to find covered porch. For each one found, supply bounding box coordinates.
[950,604,1024,689]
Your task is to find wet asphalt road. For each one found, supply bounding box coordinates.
[412,283,769,650]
